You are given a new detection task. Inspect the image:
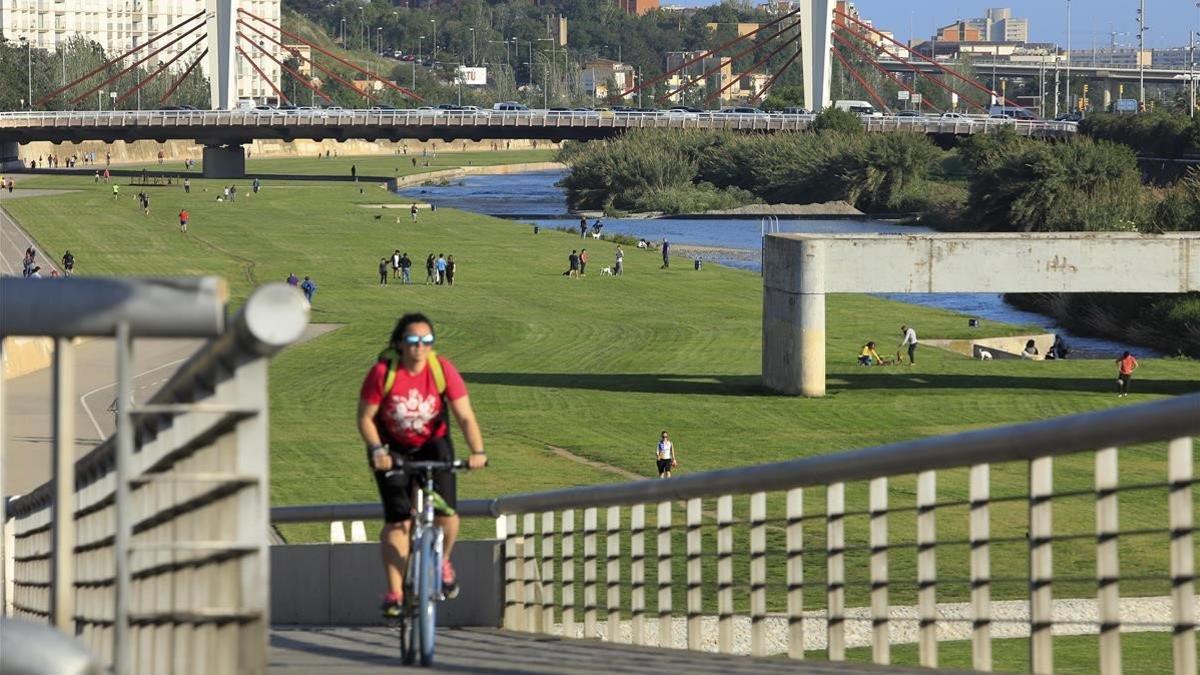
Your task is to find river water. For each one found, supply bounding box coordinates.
[398,169,1148,357]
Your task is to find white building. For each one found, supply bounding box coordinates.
[0,0,282,104]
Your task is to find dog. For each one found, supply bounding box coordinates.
[979,349,993,360]
[590,231,602,239]
[599,266,613,276]
[373,214,382,220]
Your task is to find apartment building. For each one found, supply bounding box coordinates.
[1,0,282,103]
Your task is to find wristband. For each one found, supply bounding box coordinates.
[369,444,387,458]
[471,450,486,456]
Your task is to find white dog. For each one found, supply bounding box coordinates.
[599,266,613,276]
[979,349,993,360]
[590,231,602,239]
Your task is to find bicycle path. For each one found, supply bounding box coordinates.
[267,626,945,674]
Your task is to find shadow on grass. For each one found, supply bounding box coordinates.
[464,371,1200,397]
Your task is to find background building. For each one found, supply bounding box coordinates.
[935,7,1028,44]
[0,0,282,104]
[617,0,659,16]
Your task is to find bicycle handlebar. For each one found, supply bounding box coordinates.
[383,457,485,478]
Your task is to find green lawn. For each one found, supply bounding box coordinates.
[5,166,1199,625]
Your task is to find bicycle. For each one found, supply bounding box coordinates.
[383,457,476,667]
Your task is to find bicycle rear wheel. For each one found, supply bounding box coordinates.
[417,530,439,666]
[398,551,419,665]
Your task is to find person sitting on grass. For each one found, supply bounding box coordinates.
[858,341,890,366]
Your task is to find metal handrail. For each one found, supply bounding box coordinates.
[271,392,1200,522]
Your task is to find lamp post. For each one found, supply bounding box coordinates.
[19,37,32,110]
[468,28,476,66]
[1065,0,1072,112]
[415,36,424,89]
[537,37,553,104]
[110,91,117,112]
[1136,0,1147,105]
[377,27,383,56]
[340,18,346,47]
[429,19,437,60]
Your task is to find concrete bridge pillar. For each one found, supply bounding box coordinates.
[800,0,835,112]
[1,141,22,172]
[202,144,246,178]
[762,238,826,397]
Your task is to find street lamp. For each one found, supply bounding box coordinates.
[429,19,437,59]
[340,18,346,47]
[377,27,383,56]
[468,28,476,66]
[19,37,31,110]
[1136,0,1148,105]
[1065,0,1071,112]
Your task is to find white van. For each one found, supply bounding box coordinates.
[833,100,882,117]
[234,98,257,111]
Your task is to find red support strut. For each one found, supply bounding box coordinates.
[238,8,422,102]
[663,19,805,104]
[238,22,379,105]
[699,32,804,106]
[831,48,889,112]
[113,34,206,107]
[239,36,333,104]
[71,20,206,105]
[832,31,941,113]
[159,50,207,106]
[236,45,293,105]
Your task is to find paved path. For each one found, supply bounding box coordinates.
[268,627,943,674]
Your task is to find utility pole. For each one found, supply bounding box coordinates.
[1136,0,1147,105]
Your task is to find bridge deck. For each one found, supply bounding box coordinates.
[268,627,958,674]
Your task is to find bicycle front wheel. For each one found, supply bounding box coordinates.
[417,530,439,666]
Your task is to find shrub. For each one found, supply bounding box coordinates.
[811,107,862,134]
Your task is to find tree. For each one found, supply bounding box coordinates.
[811,107,861,133]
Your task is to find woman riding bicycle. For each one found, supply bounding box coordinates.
[357,313,488,617]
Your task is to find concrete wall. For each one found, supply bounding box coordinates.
[1,337,54,380]
[16,138,559,167]
[763,233,1200,396]
[392,162,566,188]
[270,540,503,627]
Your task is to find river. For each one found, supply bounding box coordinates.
[398,169,1150,358]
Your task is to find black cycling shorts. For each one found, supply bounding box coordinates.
[371,436,458,523]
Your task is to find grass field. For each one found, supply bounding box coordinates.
[5,163,1199,636]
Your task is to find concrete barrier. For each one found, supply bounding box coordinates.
[1,336,54,379]
[270,540,503,627]
[392,161,565,188]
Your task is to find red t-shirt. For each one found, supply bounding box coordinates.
[1117,355,1138,375]
[359,356,468,449]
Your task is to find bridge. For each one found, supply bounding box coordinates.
[2,274,1197,674]
[879,59,1197,86]
[0,109,1076,177]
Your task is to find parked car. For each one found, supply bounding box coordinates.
[492,101,530,113]
[895,110,923,117]
[940,112,969,120]
[718,106,768,116]
[780,106,810,115]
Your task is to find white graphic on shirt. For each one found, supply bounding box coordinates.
[386,388,440,436]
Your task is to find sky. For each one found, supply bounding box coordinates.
[668,1,1200,49]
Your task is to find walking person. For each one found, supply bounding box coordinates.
[567,250,579,278]
[435,254,447,285]
[899,324,918,365]
[446,255,456,286]
[391,250,402,279]
[1115,351,1139,397]
[61,250,75,277]
[579,249,589,276]
[300,276,317,304]
[183,178,191,194]
[656,431,678,479]
[178,209,189,233]
[399,252,412,284]
[579,215,588,239]
[425,253,436,283]
[357,313,488,616]
[112,184,120,200]
[378,257,390,286]
[350,164,357,179]
[615,245,624,276]
[661,239,670,269]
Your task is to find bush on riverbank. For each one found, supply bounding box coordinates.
[1007,292,1200,358]
[1150,168,1200,232]
[560,128,943,214]
[962,133,1143,232]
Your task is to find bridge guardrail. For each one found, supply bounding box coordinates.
[2,279,309,675]
[273,393,1197,672]
[0,109,1078,138]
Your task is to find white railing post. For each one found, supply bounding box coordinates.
[686,498,702,651]
[630,504,646,645]
[583,507,598,638]
[717,495,734,653]
[1029,457,1054,675]
[541,512,556,634]
[562,509,576,638]
[970,463,992,672]
[605,506,621,643]
[869,477,889,665]
[656,501,673,648]
[523,513,539,631]
[503,513,522,630]
[1168,437,1196,675]
[826,483,846,661]
[917,470,938,668]
[1095,448,1121,675]
[51,337,76,633]
[786,488,805,659]
[749,492,767,657]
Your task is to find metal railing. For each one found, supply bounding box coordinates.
[274,393,1197,673]
[0,109,1078,138]
[2,278,309,675]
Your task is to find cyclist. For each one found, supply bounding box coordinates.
[357,313,487,618]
